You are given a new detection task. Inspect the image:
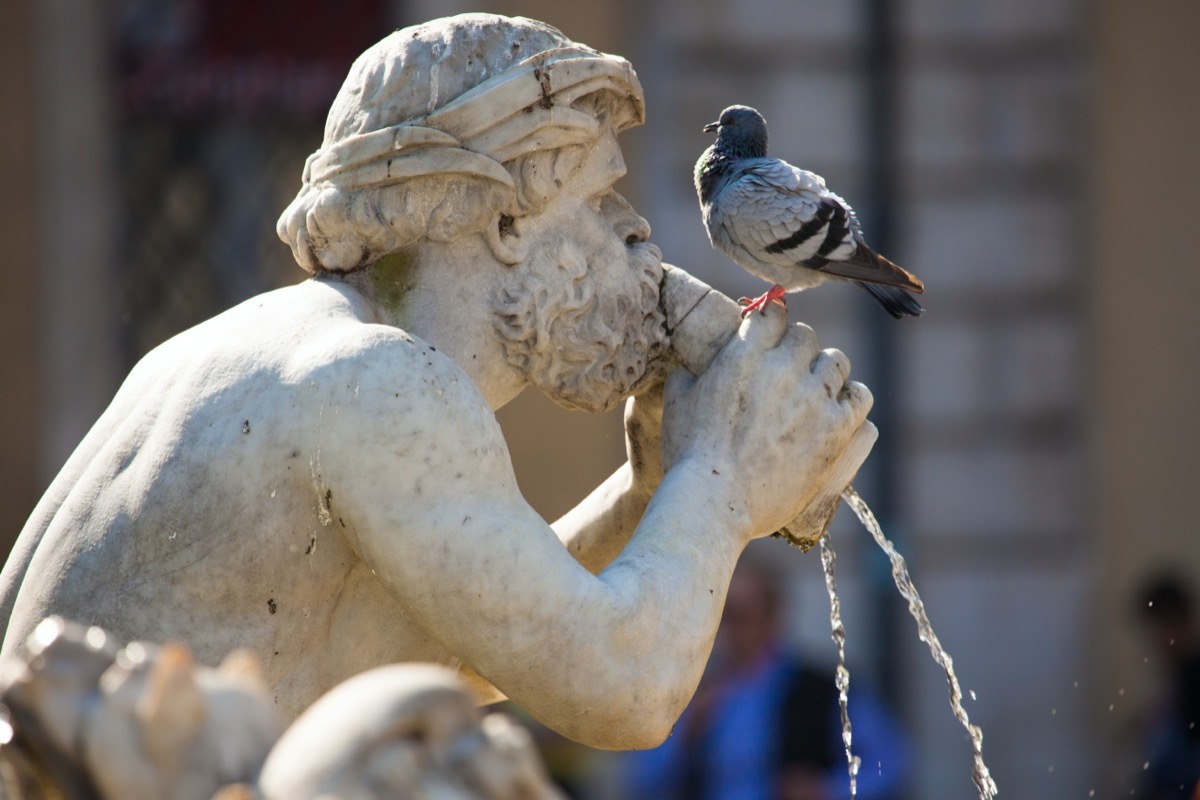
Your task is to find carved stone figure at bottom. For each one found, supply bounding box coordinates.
[0,14,876,749]
[0,617,282,800]
[257,663,564,800]
[0,619,563,800]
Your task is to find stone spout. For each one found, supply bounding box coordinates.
[659,264,745,377]
[659,264,874,550]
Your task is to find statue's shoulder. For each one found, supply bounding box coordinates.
[129,280,491,436]
[249,282,499,441]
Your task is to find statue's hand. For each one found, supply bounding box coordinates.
[624,380,665,500]
[660,303,875,541]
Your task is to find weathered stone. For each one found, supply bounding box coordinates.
[0,13,876,752]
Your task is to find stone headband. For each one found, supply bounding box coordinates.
[302,47,646,195]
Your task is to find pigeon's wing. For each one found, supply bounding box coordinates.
[715,158,923,292]
[710,159,834,264]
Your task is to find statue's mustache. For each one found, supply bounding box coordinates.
[630,241,663,265]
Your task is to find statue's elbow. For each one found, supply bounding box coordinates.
[559,693,681,751]
[617,716,675,751]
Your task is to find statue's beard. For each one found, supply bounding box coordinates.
[492,239,667,413]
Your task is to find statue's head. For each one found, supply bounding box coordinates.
[279,14,666,413]
[258,664,563,800]
[277,13,644,273]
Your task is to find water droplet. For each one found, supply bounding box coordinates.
[31,617,65,650]
[124,641,148,664]
[1047,764,1054,773]
[1108,703,1115,712]
[1143,761,1150,770]
[85,626,107,650]
[271,489,277,498]
[1051,708,1057,716]
[1119,688,1125,696]
[970,690,977,701]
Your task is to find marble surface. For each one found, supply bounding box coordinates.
[0,13,875,749]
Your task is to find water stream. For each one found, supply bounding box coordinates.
[840,486,999,799]
[819,533,861,797]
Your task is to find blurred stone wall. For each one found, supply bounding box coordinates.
[1092,0,1200,792]
[631,0,1091,796]
[0,0,41,546]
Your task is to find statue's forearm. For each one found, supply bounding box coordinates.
[551,461,648,574]
[520,461,747,749]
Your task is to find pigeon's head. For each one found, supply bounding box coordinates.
[703,105,768,157]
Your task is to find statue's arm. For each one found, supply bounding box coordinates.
[319,339,718,749]
[323,311,873,750]
[550,387,663,574]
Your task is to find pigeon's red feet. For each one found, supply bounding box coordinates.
[738,285,788,317]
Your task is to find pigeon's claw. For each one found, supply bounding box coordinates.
[738,284,788,317]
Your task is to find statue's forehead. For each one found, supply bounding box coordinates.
[567,130,626,198]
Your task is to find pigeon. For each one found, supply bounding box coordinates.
[695,105,925,318]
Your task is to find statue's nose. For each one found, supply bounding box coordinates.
[603,193,651,245]
[622,216,652,246]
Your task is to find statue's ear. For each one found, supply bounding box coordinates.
[483,214,525,266]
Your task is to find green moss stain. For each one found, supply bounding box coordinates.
[370,250,418,312]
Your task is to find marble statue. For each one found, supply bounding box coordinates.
[0,14,876,749]
[256,663,564,800]
[0,617,281,799]
[0,619,562,799]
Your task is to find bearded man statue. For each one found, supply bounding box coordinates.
[0,14,876,751]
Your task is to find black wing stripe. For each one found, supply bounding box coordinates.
[816,203,850,258]
[764,202,835,255]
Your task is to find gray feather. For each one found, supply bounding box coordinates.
[696,105,924,317]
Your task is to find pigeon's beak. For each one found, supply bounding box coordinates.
[703,121,720,133]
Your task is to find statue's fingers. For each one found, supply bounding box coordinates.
[735,301,788,351]
[811,347,851,389]
[838,380,874,424]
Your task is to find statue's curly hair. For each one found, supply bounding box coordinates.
[277,14,635,274]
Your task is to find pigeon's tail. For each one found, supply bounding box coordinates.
[860,282,925,318]
[810,244,925,295]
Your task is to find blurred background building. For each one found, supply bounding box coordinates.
[1,0,1198,797]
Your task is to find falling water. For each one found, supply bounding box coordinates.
[819,533,861,797]
[840,486,999,799]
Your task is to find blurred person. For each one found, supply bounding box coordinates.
[1133,572,1200,798]
[619,547,909,800]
